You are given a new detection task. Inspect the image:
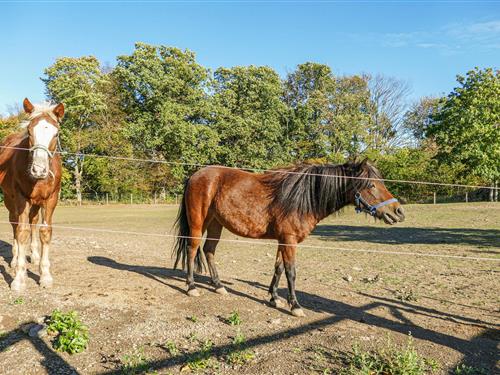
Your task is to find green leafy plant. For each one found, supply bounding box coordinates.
[186,339,217,371]
[12,297,24,305]
[342,336,437,375]
[226,311,242,326]
[165,340,179,356]
[46,310,89,354]
[226,330,254,366]
[122,347,150,374]
[395,287,418,302]
[187,315,198,323]
[453,363,488,375]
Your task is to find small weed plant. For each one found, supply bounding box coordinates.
[226,311,242,326]
[46,309,89,354]
[343,336,438,375]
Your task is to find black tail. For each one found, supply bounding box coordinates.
[172,183,206,273]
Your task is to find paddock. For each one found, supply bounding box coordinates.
[0,202,498,374]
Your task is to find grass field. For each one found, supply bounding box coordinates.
[0,202,499,374]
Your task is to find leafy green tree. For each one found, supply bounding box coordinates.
[114,43,218,189]
[403,97,442,146]
[212,65,289,168]
[284,63,372,161]
[426,68,500,195]
[43,56,109,204]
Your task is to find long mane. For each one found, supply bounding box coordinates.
[263,161,383,219]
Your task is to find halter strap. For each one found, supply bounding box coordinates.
[354,192,398,216]
[30,144,55,159]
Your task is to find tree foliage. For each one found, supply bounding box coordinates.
[1,43,495,202]
[426,68,500,184]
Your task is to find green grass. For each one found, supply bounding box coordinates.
[453,363,488,375]
[121,347,150,375]
[342,336,438,375]
[164,340,179,356]
[46,310,89,354]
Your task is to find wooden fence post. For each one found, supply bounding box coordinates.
[106,193,109,205]
[130,193,133,205]
[465,192,468,203]
[433,192,436,205]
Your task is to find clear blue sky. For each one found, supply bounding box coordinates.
[1,1,499,113]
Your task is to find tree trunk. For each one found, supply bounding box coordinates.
[74,160,83,206]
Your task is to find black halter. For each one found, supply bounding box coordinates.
[354,192,398,217]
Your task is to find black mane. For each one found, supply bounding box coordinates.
[263,161,382,219]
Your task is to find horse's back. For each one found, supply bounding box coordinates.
[185,166,273,238]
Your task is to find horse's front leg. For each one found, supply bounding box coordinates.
[11,200,31,292]
[39,197,56,288]
[282,242,305,317]
[29,206,41,266]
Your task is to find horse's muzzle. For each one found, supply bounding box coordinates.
[30,163,49,180]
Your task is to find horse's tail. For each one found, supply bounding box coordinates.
[172,181,206,273]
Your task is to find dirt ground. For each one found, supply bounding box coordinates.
[0,202,498,374]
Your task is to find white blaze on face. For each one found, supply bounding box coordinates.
[31,120,58,178]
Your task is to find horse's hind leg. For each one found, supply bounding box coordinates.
[203,220,226,295]
[186,233,202,297]
[29,206,41,266]
[269,247,286,308]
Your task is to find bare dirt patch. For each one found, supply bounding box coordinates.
[0,203,499,374]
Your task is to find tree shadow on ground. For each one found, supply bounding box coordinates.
[0,321,79,375]
[87,256,499,373]
[312,225,500,251]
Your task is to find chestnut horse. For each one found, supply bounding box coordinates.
[0,98,64,292]
[173,160,405,316]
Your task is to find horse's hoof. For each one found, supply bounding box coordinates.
[291,308,305,317]
[11,279,26,293]
[39,276,53,288]
[215,287,228,295]
[187,288,200,297]
[270,298,286,309]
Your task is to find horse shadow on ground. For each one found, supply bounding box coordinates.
[0,239,40,286]
[0,321,79,375]
[312,225,500,252]
[87,256,499,373]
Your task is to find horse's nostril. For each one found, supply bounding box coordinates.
[396,207,405,218]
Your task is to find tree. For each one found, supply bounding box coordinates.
[43,56,109,205]
[426,68,500,198]
[114,43,218,189]
[367,74,411,150]
[212,65,289,168]
[284,63,372,161]
[402,97,441,147]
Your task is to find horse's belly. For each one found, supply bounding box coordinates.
[215,205,270,239]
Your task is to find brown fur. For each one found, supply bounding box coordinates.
[174,161,404,316]
[0,98,63,291]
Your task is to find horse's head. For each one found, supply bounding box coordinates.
[350,159,405,225]
[23,98,64,180]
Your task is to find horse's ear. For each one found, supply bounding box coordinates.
[23,98,35,114]
[53,103,65,120]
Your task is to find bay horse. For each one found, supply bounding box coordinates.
[173,159,405,317]
[0,98,64,292]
